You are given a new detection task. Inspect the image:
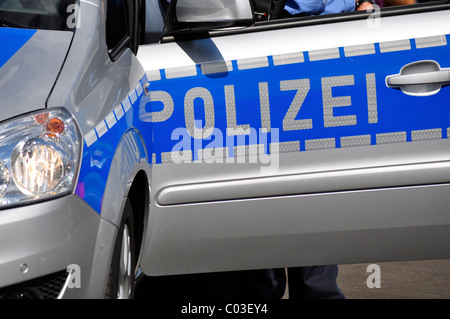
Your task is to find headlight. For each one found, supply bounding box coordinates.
[0,160,10,198]
[0,108,81,208]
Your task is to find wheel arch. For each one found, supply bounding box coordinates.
[126,169,149,259]
[101,128,151,236]
[93,126,151,298]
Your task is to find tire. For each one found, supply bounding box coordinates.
[105,199,137,299]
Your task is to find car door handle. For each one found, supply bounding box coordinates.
[387,69,450,86]
[386,60,450,96]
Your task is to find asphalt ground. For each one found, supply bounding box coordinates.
[135,259,449,299]
[335,259,450,299]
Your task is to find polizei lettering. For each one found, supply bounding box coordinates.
[143,73,378,133]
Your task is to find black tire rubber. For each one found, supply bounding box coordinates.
[104,199,137,299]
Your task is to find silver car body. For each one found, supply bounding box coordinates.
[0,0,449,298]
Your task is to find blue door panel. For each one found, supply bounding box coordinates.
[146,34,450,163]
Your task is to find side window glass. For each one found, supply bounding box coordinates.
[253,0,434,21]
[142,0,170,44]
[106,0,128,50]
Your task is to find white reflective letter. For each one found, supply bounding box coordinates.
[281,79,312,131]
[259,82,271,133]
[225,85,250,135]
[185,87,215,139]
[322,75,357,127]
[141,90,174,123]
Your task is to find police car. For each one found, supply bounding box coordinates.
[0,0,449,299]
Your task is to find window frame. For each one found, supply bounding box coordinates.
[160,1,450,43]
[0,0,76,31]
[106,0,141,61]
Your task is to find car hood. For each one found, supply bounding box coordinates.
[0,28,73,123]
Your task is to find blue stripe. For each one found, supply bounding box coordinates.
[76,76,148,214]
[0,28,36,69]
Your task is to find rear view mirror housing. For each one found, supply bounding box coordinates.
[163,0,255,36]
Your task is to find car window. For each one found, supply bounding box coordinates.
[106,0,128,50]
[155,0,445,42]
[0,0,75,31]
[253,0,437,21]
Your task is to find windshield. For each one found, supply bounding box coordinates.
[0,0,75,31]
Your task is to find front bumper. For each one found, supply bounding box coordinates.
[0,195,116,298]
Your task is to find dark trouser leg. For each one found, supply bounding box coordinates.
[287,265,345,299]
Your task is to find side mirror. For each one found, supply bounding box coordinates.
[163,0,255,36]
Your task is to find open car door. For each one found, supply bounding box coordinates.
[137,0,450,275]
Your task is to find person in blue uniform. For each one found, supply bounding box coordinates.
[284,0,375,16]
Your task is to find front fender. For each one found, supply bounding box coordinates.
[101,129,150,227]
